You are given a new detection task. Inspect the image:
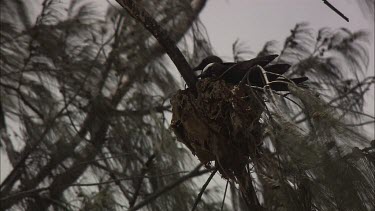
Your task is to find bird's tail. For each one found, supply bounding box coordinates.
[268,77,309,91]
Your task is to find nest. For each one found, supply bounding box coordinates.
[171,79,265,179]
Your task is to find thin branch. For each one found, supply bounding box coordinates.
[345,120,375,127]
[221,180,229,211]
[76,153,134,167]
[69,171,190,187]
[321,0,349,22]
[0,82,45,120]
[331,106,375,120]
[0,69,93,205]
[0,171,189,202]
[328,77,374,105]
[0,187,49,202]
[0,33,108,197]
[99,153,133,202]
[0,116,59,194]
[128,164,211,211]
[112,105,171,116]
[32,1,208,206]
[191,168,217,211]
[129,154,156,208]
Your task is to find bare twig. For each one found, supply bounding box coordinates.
[0,187,49,203]
[221,180,229,211]
[129,154,156,208]
[0,94,76,194]
[34,0,208,206]
[128,164,211,211]
[191,168,217,211]
[112,105,171,116]
[237,170,263,210]
[321,0,349,22]
[345,120,375,127]
[69,171,190,187]
[0,170,190,202]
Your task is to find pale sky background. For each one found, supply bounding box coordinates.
[200,0,374,59]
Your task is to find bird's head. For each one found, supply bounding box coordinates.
[193,55,223,72]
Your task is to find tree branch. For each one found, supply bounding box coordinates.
[191,168,217,211]
[129,154,156,208]
[128,164,211,211]
[115,0,199,88]
[1,1,208,209]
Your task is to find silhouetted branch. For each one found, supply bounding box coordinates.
[322,0,349,22]
[128,164,211,211]
[115,0,198,88]
[129,154,156,208]
[221,180,229,211]
[1,170,190,203]
[191,168,217,211]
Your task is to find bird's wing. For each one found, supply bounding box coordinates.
[269,77,309,91]
[291,77,309,84]
[264,64,291,81]
[240,54,278,68]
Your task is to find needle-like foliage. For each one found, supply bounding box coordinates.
[0,1,373,211]
[227,22,374,210]
[1,0,221,210]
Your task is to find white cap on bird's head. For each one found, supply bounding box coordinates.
[193,55,223,72]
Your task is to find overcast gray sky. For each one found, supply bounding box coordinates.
[199,0,374,58]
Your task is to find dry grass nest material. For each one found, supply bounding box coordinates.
[171,79,266,179]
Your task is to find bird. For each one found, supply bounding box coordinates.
[193,55,308,91]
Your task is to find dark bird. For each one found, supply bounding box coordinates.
[193,55,308,91]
